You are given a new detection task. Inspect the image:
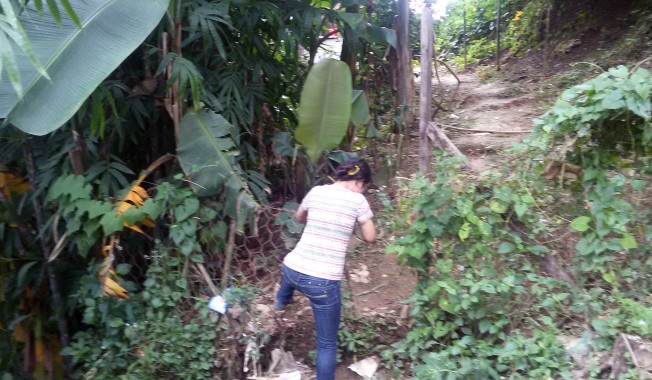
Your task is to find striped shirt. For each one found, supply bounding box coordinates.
[283,184,373,280]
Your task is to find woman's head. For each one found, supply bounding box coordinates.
[334,158,372,184]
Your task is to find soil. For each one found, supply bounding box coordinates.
[429,69,541,172]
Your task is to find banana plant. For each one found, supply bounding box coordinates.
[295,58,371,163]
[0,0,170,135]
[176,110,258,231]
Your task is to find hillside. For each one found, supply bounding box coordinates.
[259,2,652,379]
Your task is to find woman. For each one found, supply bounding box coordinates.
[275,157,376,380]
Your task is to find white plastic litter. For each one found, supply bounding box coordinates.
[279,371,301,380]
[348,356,379,378]
[208,294,227,314]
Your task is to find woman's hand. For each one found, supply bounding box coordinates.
[359,219,375,243]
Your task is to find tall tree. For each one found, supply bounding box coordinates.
[396,0,414,126]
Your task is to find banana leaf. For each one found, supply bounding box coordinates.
[0,0,170,135]
[351,89,370,127]
[295,58,352,163]
[177,110,257,230]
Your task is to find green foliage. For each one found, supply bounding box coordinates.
[0,0,170,135]
[338,313,381,356]
[65,254,219,380]
[523,66,652,275]
[528,65,652,157]
[64,182,226,379]
[618,298,652,338]
[412,331,570,380]
[1,0,399,376]
[436,0,528,66]
[274,202,304,250]
[296,59,353,163]
[177,110,259,231]
[385,66,652,377]
[46,173,162,253]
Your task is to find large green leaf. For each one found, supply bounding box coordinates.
[350,89,370,127]
[334,12,396,48]
[0,0,170,135]
[295,58,352,163]
[361,24,397,48]
[177,110,257,230]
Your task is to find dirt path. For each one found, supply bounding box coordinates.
[434,70,540,172]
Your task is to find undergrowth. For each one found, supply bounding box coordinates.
[383,65,652,379]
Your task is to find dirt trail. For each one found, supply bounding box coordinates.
[434,71,541,172]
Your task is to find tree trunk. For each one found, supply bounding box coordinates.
[69,125,85,175]
[426,123,471,170]
[418,3,434,174]
[340,5,360,79]
[495,0,501,71]
[544,2,551,73]
[463,0,467,70]
[396,0,414,126]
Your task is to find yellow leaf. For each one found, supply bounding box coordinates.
[116,185,155,234]
[125,224,146,234]
[102,276,129,300]
[131,186,149,202]
[141,217,156,228]
[120,186,148,209]
[13,322,28,342]
[0,171,30,199]
[116,201,132,215]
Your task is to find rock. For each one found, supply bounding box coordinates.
[256,303,272,315]
[635,348,652,370]
[268,348,297,374]
[561,336,592,368]
[350,264,370,284]
[399,304,410,320]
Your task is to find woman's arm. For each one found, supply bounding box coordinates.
[295,204,308,224]
[359,218,375,243]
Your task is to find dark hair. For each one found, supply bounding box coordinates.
[334,158,372,184]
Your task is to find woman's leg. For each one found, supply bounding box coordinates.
[312,292,340,380]
[295,275,341,380]
[274,265,296,310]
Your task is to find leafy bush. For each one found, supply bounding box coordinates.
[60,180,261,379]
[66,254,218,380]
[384,65,652,377]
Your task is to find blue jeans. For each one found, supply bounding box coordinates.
[275,265,341,380]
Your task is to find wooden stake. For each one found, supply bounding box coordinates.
[418,2,434,174]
